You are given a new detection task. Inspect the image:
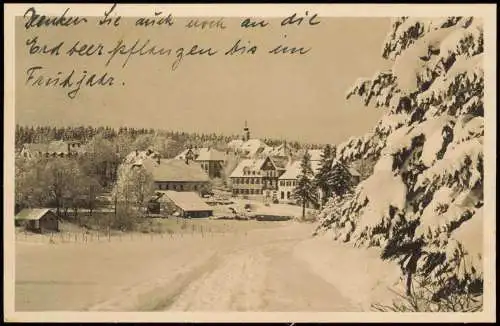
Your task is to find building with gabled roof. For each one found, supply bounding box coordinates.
[15,208,59,233]
[19,140,85,159]
[174,147,226,179]
[278,160,322,203]
[156,191,213,218]
[195,148,226,179]
[229,156,285,201]
[132,157,211,194]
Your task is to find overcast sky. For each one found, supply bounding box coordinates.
[16,16,392,144]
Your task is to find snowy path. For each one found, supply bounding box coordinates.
[15,222,399,312]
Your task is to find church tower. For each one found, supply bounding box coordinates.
[243,120,250,141]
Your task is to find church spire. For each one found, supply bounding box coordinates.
[243,120,250,141]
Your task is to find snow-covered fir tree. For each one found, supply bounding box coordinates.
[317,17,484,309]
[327,159,354,198]
[313,144,335,206]
[293,151,317,219]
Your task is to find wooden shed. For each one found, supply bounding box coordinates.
[161,191,213,218]
[15,208,59,233]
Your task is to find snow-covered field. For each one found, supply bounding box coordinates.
[15,220,400,312]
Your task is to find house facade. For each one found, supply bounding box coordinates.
[278,161,300,203]
[230,156,285,200]
[138,158,211,194]
[278,160,322,204]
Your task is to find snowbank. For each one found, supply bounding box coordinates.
[293,232,402,311]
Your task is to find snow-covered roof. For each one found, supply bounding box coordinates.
[227,139,244,149]
[15,208,54,221]
[229,156,283,178]
[268,143,295,157]
[22,140,86,155]
[160,191,212,212]
[124,149,160,164]
[278,161,301,180]
[196,148,226,161]
[278,160,321,180]
[240,139,271,157]
[141,159,209,183]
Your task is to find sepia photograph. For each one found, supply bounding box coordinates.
[4,3,496,323]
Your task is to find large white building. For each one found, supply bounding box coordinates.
[277,160,321,203]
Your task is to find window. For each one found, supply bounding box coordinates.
[256,178,260,184]
[281,191,284,199]
[180,185,184,191]
[194,185,198,191]
[287,191,291,199]
[245,178,249,184]
[250,189,254,195]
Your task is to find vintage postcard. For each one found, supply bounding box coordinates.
[3,3,496,323]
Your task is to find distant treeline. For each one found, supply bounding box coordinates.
[15,125,323,150]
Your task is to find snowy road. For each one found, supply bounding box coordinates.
[16,222,399,312]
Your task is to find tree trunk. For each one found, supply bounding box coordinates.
[114,195,118,219]
[406,271,413,297]
[302,200,306,219]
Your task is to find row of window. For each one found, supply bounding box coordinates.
[233,178,278,187]
[233,177,261,185]
[279,180,296,187]
[241,170,278,177]
[242,170,259,176]
[233,189,262,195]
[158,183,200,191]
[232,189,293,200]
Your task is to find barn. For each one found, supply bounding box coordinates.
[15,208,59,233]
[160,191,213,218]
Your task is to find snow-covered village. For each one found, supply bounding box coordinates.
[9,9,493,320]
